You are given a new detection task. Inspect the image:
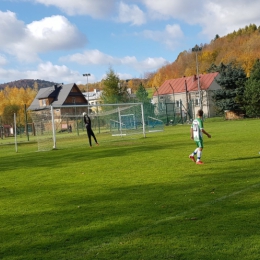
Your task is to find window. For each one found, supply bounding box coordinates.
[191,98,200,106]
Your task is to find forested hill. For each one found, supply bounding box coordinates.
[148,24,260,88]
[0,79,57,90]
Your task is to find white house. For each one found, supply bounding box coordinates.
[152,72,220,118]
[82,89,102,106]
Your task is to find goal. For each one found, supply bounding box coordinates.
[29,103,147,151]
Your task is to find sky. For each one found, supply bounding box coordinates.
[0,0,260,85]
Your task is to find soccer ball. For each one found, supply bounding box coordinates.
[82,112,87,116]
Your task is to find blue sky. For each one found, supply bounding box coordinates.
[0,0,260,85]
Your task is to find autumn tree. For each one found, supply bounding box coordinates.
[0,86,36,126]
[244,59,260,116]
[2,104,20,124]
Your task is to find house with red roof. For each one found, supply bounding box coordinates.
[152,72,220,118]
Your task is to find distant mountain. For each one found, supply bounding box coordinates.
[0,79,58,90]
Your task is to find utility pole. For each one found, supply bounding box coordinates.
[169,83,175,103]
[185,79,189,120]
[192,45,202,109]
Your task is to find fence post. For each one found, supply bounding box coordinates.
[24,104,29,141]
[51,105,57,149]
[14,113,18,153]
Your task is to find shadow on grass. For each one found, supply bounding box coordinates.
[0,181,193,258]
[231,156,260,161]
[0,138,191,172]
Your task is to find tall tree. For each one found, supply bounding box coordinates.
[135,82,155,117]
[0,86,36,126]
[244,59,260,116]
[135,83,149,102]
[211,63,247,114]
[101,68,127,103]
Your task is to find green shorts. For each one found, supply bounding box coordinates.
[195,140,204,148]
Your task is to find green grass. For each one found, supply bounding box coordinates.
[1,119,260,259]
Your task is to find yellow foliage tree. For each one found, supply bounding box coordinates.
[0,86,37,125]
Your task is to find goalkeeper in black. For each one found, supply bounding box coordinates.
[83,113,99,147]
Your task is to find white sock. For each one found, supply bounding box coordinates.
[192,148,198,156]
[192,148,199,156]
[197,150,202,161]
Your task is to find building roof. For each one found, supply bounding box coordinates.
[154,72,219,96]
[37,84,61,99]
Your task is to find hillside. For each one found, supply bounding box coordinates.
[148,24,260,87]
[0,79,57,90]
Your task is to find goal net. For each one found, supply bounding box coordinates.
[29,103,147,151]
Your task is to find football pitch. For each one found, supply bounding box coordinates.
[1,118,260,260]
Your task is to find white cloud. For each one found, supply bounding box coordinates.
[135,57,168,71]
[142,0,260,38]
[142,0,199,20]
[32,0,147,25]
[60,50,115,65]
[18,0,260,39]
[32,0,116,18]
[0,55,8,66]
[14,62,90,83]
[116,1,146,25]
[30,62,85,83]
[0,11,26,46]
[140,24,184,49]
[116,72,133,80]
[60,50,166,71]
[27,15,87,51]
[0,11,87,63]
[0,62,95,85]
[200,1,260,37]
[60,49,167,72]
[0,68,26,83]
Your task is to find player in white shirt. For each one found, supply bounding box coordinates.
[189,109,211,164]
